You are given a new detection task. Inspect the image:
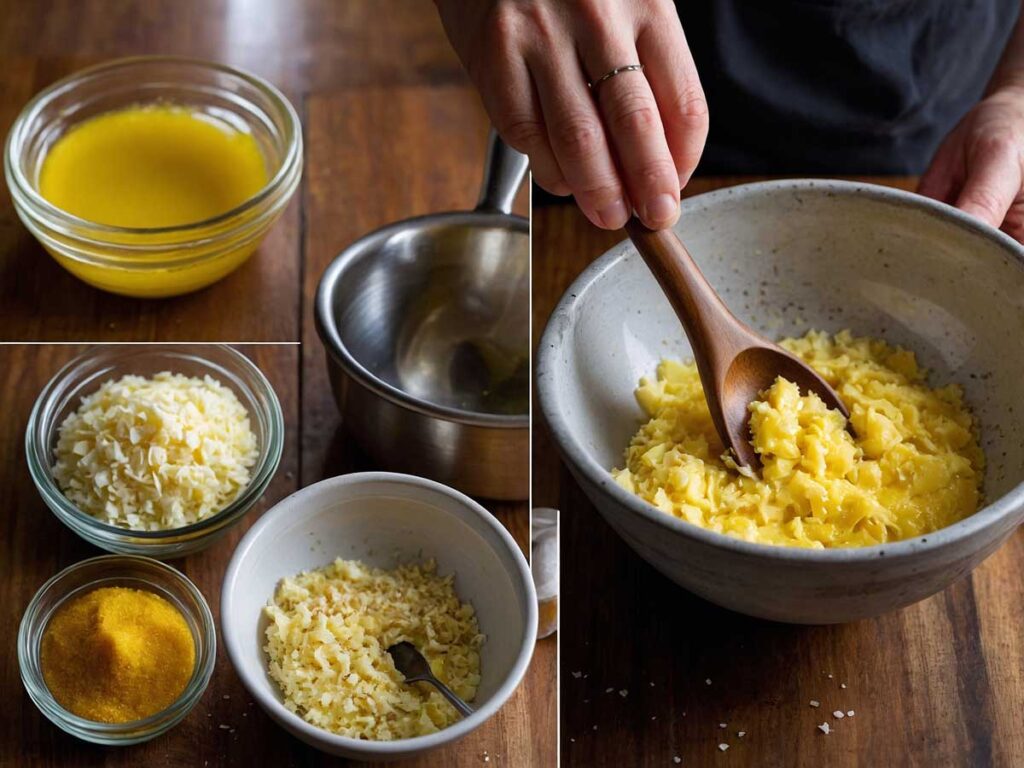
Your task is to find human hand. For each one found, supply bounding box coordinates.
[919,87,1024,242]
[434,0,708,231]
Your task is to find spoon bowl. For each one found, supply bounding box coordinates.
[625,218,849,469]
[387,641,475,718]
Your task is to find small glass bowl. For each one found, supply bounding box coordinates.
[26,345,284,559]
[18,555,216,745]
[4,56,302,298]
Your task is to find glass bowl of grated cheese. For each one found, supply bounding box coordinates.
[26,345,284,558]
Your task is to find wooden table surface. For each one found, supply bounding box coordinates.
[534,177,1024,768]
[0,3,553,767]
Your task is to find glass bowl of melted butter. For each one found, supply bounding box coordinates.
[4,56,302,298]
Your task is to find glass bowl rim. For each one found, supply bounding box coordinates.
[17,553,217,738]
[25,343,284,542]
[4,55,303,238]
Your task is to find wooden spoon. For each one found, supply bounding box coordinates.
[625,217,849,470]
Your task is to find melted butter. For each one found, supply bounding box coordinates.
[39,105,268,228]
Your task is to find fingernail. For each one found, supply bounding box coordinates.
[643,194,679,228]
[595,198,630,229]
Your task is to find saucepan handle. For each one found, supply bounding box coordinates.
[475,130,529,215]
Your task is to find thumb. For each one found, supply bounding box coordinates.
[955,139,1021,228]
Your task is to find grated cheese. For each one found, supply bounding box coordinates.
[263,558,483,741]
[52,372,258,530]
[613,331,983,548]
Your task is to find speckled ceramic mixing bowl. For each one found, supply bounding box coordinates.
[537,179,1024,624]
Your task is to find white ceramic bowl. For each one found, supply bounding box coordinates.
[537,179,1024,624]
[221,472,537,760]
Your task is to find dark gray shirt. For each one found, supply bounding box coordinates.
[678,0,1020,174]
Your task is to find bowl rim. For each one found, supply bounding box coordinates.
[17,554,216,743]
[25,343,285,543]
[4,55,303,239]
[315,210,529,429]
[537,177,1024,564]
[220,470,538,756]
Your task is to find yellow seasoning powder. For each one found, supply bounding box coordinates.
[40,586,195,723]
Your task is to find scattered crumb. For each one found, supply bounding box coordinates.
[718,744,729,752]
[570,738,575,743]
[737,731,746,738]
[847,710,855,717]
[809,700,820,708]
[593,726,598,731]
[223,694,230,699]
[572,671,582,679]
[650,682,656,687]
[818,723,830,735]
[605,688,614,693]
[718,723,727,729]
[619,689,628,698]
[652,716,657,720]
[840,683,847,689]
[833,711,845,719]
[673,757,682,764]
[827,674,833,679]
[705,679,712,686]
[218,724,230,731]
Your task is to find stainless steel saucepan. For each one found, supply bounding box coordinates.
[315,132,529,499]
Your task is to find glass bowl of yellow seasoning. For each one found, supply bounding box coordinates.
[26,345,284,558]
[4,56,302,298]
[18,555,216,745]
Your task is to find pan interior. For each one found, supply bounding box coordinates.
[329,219,528,417]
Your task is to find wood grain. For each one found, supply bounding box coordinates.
[536,176,1024,768]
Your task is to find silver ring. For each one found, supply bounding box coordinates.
[589,63,644,92]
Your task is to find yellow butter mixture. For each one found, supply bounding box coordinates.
[613,331,984,548]
[39,106,268,229]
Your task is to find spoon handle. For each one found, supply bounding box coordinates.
[424,677,476,718]
[625,217,754,376]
